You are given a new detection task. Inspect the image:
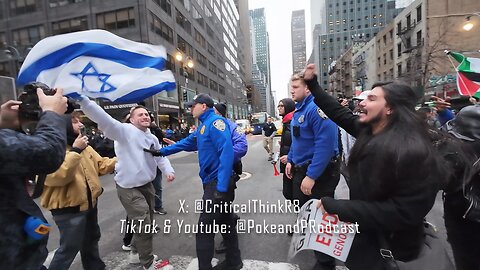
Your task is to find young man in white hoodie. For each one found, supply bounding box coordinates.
[77,98,175,270]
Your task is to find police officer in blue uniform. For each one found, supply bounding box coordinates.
[285,73,340,270]
[146,94,243,270]
[213,102,247,253]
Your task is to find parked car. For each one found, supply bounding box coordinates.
[235,119,252,134]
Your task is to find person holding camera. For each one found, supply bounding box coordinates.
[76,97,174,270]
[40,111,116,270]
[0,88,68,270]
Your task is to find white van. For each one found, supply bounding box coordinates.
[235,119,252,134]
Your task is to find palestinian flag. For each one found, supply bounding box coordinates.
[447,51,480,96]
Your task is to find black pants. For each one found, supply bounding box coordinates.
[444,191,480,270]
[292,160,340,270]
[197,180,242,270]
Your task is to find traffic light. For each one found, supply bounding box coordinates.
[183,90,188,101]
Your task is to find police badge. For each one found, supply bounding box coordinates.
[317,108,327,119]
[213,119,226,131]
[298,115,305,123]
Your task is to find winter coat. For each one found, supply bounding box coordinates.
[0,112,67,270]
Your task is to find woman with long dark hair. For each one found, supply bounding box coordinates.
[277,98,296,201]
[302,64,448,269]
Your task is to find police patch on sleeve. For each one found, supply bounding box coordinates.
[317,108,328,119]
[213,119,226,131]
[235,126,243,135]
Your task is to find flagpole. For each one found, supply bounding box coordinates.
[447,54,473,97]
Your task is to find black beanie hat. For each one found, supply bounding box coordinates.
[214,103,227,117]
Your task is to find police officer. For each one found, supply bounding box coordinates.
[213,102,247,253]
[147,94,242,270]
[285,73,340,270]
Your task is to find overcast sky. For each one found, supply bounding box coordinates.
[248,0,310,104]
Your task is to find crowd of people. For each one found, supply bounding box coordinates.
[0,63,479,270]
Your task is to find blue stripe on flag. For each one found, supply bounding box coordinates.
[65,81,177,103]
[17,43,166,85]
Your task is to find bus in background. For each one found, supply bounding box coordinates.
[250,112,268,135]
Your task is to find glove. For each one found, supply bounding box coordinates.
[213,190,230,204]
[143,148,164,156]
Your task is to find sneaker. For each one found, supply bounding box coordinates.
[213,260,243,270]
[215,240,227,254]
[122,244,132,251]
[144,257,171,270]
[128,252,141,264]
[154,208,167,215]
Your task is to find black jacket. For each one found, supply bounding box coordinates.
[306,78,438,270]
[279,113,293,173]
[0,111,67,270]
[263,122,277,137]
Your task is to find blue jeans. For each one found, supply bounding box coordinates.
[49,206,105,270]
[152,168,163,209]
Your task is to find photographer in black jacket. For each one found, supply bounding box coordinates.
[0,88,68,270]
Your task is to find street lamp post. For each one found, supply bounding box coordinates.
[174,50,194,126]
[463,12,480,31]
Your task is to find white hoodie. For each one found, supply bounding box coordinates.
[79,98,174,188]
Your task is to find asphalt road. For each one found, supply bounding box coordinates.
[38,134,453,269]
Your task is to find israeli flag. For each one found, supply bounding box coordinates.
[17,29,176,102]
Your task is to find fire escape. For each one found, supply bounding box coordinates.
[397,15,424,87]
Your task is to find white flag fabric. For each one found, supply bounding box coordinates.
[17,29,176,102]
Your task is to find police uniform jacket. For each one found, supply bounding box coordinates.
[287,94,339,180]
[161,109,234,192]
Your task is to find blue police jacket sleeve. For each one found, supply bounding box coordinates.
[307,110,338,180]
[161,132,198,156]
[210,119,234,192]
[229,120,248,161]
[437,108,454,126]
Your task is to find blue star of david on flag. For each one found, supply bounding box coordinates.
[71,62,117,93]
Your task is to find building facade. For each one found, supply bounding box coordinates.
[352,37,377,93]
[291,9,306,73]
[0,0,250,126]
[311,0,397,91]
[249,7,273,114]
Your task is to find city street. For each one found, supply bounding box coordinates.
[38,135,452,270]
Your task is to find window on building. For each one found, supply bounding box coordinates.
[397,64,402,77]
[397,43,402,57]
[12,24,45,45]
[366,33,370,38]
[389,29,393,41]
[177,34,193,56]
[406,59,411,73]
[416,5,422,22]
[0,32,5,44]
[208,61,217,75]
[209,79,218,91]
[417,30,422,46]
[97,8,135,31]
[383,53,386,64]
[196,50,207,67]
[389,49,393,60]
[9,0,38,15]
[206,24,214,38]
[207,42,216,57]
[194,29,206,48]
[52,16,88,35]
[383,35,386,45]
[406,14,411,28]
[176,8,192,34]
[153,0,172,16]
[406,37,411,49]
[397,22,402,34]
[378,57,381,67]
[49,0,84,8]
[197,72,208,87]
[165,53,175,71]
[218,84,225,95]
[150,12,173,44]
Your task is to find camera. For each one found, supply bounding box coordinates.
[18,82,76,122]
